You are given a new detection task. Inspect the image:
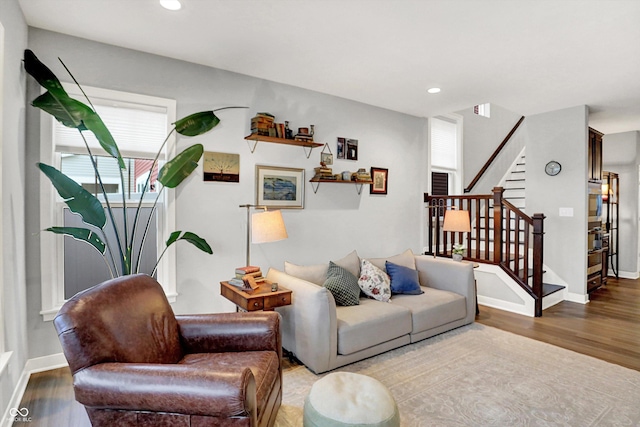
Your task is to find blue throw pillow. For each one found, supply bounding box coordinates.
[386,261,424,295]
[323,261,361,306]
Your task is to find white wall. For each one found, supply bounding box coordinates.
[457,103,523,191]
[525,106,589,299]
[26,29,428,357]
[602,131,640,277]
[0,0,28,415]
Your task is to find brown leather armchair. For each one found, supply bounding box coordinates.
[53,274,282,427]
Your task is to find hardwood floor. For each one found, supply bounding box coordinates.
[13,277,640,426]
[477,276,640,371]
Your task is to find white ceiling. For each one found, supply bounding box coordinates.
[18,0,640,134]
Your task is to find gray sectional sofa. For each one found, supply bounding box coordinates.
[266,250,476,374]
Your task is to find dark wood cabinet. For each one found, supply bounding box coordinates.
[588,127,603,182]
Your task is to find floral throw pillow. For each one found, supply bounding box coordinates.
[358,259,392,302]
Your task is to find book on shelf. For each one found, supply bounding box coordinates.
[255,112,275,119]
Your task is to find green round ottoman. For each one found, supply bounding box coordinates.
[303,372,400,427]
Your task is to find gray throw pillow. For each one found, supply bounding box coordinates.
[323,261,360,306]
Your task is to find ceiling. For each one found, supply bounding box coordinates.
[18,0,640,134]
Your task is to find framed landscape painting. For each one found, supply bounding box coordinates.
[256,165,305,209]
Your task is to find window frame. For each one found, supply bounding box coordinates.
[428,114,463,195]
[39,85,178,321]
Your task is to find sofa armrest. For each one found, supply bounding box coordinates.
[176,311,280,356]
[415,255,476,322]
[267,268,337,374]
[74,362,257,418]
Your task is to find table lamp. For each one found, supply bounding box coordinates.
[443,209,471,233]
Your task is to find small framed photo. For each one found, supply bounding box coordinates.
[346,138,358,160]
[256,165,305,209]
[203,151,240,182]
[370,167,388,195]
[337,137,346,159]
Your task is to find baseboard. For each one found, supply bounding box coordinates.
[1,353,68,427]
[615,270,639,280]
[565,291,589,304]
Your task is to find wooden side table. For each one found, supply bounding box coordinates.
[220,281,292,311]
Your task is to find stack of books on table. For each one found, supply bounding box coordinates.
[250,113,275,136]
[312,166,336,180]
[228,266,266,289]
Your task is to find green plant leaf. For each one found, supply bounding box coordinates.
[32,92,125,169]
[23,50,68,101]
[166,231,213,254]
[174,111,220,137]
[157,144,204,188]
[38,163,107,229]
[46,226,106,254]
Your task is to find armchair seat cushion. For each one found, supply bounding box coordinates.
[180,351,280,415]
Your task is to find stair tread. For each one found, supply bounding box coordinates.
[542,283,565,297]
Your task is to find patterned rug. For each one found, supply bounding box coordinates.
[274,323,640,426]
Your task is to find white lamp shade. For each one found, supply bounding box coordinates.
[251,210,288,244]
[443,210,471,233]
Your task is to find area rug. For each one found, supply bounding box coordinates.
[274,323,640,426]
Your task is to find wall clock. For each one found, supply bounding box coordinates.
[545,160,562,176]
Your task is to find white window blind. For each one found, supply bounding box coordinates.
[53,101,169,160]
[431,117,457,170]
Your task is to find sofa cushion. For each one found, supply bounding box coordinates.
[358,259,391,302]
[336,299,412,355]
[368,249,416,272]
[386,261,424,295]
[324,262,361,306]
[285,250,360,286]
[391,288,467,334]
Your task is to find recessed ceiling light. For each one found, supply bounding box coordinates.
[427,87,441,94]
[160,0,182,11]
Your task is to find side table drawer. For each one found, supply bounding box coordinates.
[264,292,291,309]
[247,297,265,311]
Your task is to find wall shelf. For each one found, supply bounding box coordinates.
[309,178,373,195]
[244,133,323,158]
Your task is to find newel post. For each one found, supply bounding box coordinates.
[532,213,545,317]
[492,187,504,263]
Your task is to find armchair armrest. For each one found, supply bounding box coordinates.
[176,311,280,355]
[74,363,257,418]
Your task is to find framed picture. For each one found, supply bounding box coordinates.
[256,165,305,209]
[346,138,358,160]
[203,151,240,182]
[370,167,388,195]
[337,137,346,159]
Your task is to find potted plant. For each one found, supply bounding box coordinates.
[452,244,465,261]
[24,49,240,278]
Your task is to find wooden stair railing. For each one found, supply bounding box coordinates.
[464,116,525,193]
[424,186,546,316]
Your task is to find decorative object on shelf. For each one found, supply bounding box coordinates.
[341,171,351,181]
[203,151,239,182]
[251,112,275,136]
[295,125,315,142]
[238,205,288,267]
[312,161,335,181]
[321,143,334,165]
[352,168,372,182]
[545,160,562,176]
[337,137,346,159]
[256,165,305,209]
[443,209,471,261]
[346,138,359,160]
[285,121,293,139]
[370,167,388,195]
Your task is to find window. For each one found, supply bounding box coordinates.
[474,103,491,118]
[430,115,462,195]
[40,85,177,321]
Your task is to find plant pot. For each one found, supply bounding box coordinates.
[452,253,463,262]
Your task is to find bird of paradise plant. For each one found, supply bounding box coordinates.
[24,49,237,278]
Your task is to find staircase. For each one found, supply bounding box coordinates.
[502,150,526,211]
